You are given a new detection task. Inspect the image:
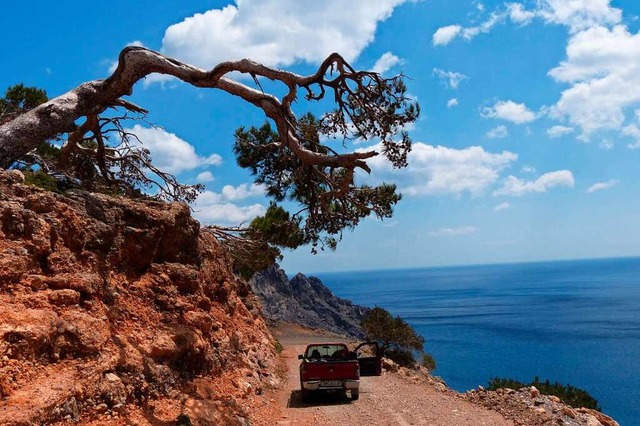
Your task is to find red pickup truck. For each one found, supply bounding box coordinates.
[298,342,380,401]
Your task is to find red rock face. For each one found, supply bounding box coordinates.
[0,170,278,425]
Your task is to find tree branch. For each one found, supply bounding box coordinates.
[0,46,412,175]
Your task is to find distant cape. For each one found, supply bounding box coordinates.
[249,264,368,338]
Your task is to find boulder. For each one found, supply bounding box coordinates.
[99,373,127,406]
[52,311,110,358]
[382,357,399,372]
[0,306,58,358]
[530,386,540,398]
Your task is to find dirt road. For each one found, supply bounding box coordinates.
[251,324,513,426]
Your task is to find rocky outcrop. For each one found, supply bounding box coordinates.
[0,170,278,425]
[250,264,368,338]
[464,386,619,426]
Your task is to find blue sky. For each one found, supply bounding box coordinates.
[2,0,640,273]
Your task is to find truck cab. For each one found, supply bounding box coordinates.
[298,342,381,401]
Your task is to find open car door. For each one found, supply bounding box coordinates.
[354,341,381,376]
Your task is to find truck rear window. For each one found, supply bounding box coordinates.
[305,344,348,360]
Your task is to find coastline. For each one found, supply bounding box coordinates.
[312,258,638,425]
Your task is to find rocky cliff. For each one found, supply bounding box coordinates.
[464,385,619,426]
[0,170,278,425]
[249,264,368,338]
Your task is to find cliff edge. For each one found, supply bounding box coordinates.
[0,169,278,425]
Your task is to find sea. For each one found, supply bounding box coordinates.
[315,257,640,426]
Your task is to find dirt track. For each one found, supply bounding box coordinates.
[251,324,513,426]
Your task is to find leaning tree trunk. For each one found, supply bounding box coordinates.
[0,46,380,171]
[0,84,100,168]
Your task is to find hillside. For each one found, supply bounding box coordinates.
[0,169,279,425]
[250,264,368,338]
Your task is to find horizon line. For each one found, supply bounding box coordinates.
[293,254,640,277]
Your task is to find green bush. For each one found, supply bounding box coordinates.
[23,170,62,193]
[421,352,436,371]
[487,376,601,410]
[487,377,527,390]
[381,349,437,371]
[274,339,283,354]
[383,348,416,367]
[361,306,425,353]
[362,306,436,371]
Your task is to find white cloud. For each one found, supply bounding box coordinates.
[433,7,514,46]
[432,14,502,46]
[623,124,640,149]
[447,98,459,108]
[461,11,505,40]
[489,2,632,141]
[599,139,614,150]
[193,183,267,225]
[372,52,402,74]
[221,183,265,201]
[587,179,619,193]
[429,226,478,237]
[482,100,538,124]
[195,183,264,204]
[193,202,266,225]
[433,1,622,46]
[360,142,517,197]
[160,0,409,69]
[548,29,619,82]
[196,171,215,182]
[547,125,574,138]
[486,125,509,139]
[494,202,511,211]
[432,24,462,46]
[521,165,536,173]
[142,73,179,88]
[548,25,640,139]
[507,3,535,25]
[126,124,222,174]
[493,170,575,196]
[433,68,468,89]
[430,2,635,140]
[536,0,622,33]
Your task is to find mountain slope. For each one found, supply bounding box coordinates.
[250,264,368,338]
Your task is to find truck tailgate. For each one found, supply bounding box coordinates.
[301,360,359,381]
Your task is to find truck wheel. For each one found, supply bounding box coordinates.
[351,389,360,400]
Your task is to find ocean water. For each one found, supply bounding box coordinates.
[316,257,640,426]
